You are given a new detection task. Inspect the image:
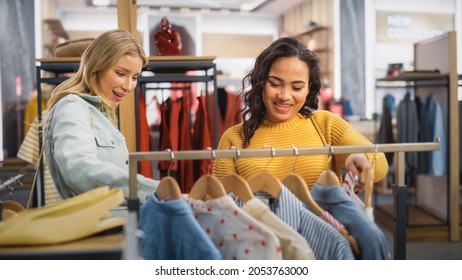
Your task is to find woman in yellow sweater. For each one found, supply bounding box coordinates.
[213,37,388,190]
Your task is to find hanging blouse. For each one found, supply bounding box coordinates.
[233,187,355,260]
[242,197,315,260]
[188,195,282,260]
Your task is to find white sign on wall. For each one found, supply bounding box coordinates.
[376,11,454,44]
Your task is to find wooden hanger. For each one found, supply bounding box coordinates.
[156,176,182,200]
[1,200,25,222]
[188,175,227,200]
[282,146,324,216]
[316,170,340,187]
[246,148,282,199]
[282,173,324,216]
[361,166,375,208]
[188,146,227,200]
[221,174,254,202]
[220,147,254,202]
[155,149,182,200]
[2,200,25,213]
[317,145,341,187]
[247,172,282,199]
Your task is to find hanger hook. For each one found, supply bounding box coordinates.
[290,145,299,172]
[265,147,276,172]
[206,147,215,175]
[229,146,240,174]
[328,145,334,170]
[166,148,175,177]
[373,143,379,168]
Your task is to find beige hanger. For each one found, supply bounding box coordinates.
[156,177,182,200]
[156,149,182,200]
[247,147,282,199]
[316,170,341,187]
[1,200,25,222]
[317,145,341,187]
[189,175,227,200]
[282,146,325,216]
[188,149,227,200]
[220,147,254,202]
[361,145,376,208]
[2,200,25,213]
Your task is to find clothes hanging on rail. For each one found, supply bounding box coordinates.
[206,88,243,146]
[188,195,283,260]
[158,98,181,177]
[138,93,154,179]
[310,183,391,260]
[423,95,446,176]
[139,192,222,260]
[241,197,316,260]
[376,94,395,165]
[192,95,213,181]
[233,187,355,260]
[177,88,195,193]
[415,96,430,174]
[396,92,419,177]
[157,85,211,192]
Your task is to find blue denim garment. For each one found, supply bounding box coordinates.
[140,193,222,260]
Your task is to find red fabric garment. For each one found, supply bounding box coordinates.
[138,93,153,179]
[157,98,181,178]
[157,101,172,178]
[206,89,243,146]
[192,96,213,181]
[178,87,195,193]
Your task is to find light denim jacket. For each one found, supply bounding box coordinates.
[44,94,158,202]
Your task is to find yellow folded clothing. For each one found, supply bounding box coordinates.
[0,186,126,245]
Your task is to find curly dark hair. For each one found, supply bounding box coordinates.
[239,37,321,147]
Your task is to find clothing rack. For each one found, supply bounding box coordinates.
[127,140,440,260]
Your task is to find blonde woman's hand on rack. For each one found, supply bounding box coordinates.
[344,153,371,193]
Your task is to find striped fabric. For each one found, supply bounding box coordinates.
[17,111,62,204]
[233,187,354,260]
[320,211,345,232]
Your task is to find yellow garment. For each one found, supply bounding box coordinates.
[0,186,125,245]
[213,110,388,188]
[23,93,47,136]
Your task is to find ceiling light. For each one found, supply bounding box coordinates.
[92,0,109,6]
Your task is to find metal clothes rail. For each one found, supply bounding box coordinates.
[128,140,440,260]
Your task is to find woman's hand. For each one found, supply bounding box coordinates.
[345,153,372,193]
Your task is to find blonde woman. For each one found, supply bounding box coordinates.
[44,29,158,204]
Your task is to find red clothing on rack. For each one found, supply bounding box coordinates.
[206,89,243,145]
[138,93,153,179]
[192,95,213,181]
[178,87,195,193]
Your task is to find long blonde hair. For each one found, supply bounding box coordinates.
[47,29,147,125]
